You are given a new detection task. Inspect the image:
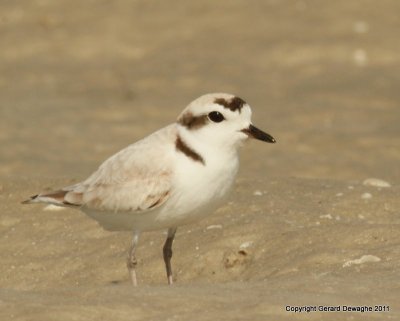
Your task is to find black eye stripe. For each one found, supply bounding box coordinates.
[208,111,225,123]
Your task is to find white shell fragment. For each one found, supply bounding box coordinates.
[206,224,223,230]
[343,255,381,267]
[43,204,66,211]
[363,178,391,188]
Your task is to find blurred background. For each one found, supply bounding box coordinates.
[1,2,400,317]
[1,0,399,183]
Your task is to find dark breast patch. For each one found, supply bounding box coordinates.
[175,135,205,165]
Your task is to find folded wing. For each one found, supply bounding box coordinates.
[22,125,176,213]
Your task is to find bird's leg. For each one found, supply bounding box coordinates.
[163,227,177,285]
[127,230,140,286]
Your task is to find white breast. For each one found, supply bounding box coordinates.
[155,141,239,226]
[80,125,240,232]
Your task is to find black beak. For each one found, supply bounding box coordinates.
[242,124,276,143]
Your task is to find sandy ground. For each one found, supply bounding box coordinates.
[1,0,400,320]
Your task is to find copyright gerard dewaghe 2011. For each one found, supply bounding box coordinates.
[285,305,390,313]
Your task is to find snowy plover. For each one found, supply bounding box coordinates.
[22,93,276,286]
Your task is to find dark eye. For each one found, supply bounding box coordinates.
[208,111,225,123]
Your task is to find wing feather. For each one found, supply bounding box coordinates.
[26,125,176,213]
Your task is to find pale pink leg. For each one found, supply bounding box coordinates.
[127,230,140,286]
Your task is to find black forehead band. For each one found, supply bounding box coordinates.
[214,96,246,113]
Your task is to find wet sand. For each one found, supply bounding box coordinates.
[1,1,399,320]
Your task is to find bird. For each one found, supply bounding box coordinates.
[22,93,276,286]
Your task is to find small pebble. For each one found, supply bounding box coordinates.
[253,190,263,196]
[353,49,368,66]
[363,178,391,188]
[239,241,253,249]
[361,192,372,200]
[319,214,333,220]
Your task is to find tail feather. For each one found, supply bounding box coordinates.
[21,194,39,204]
[21,190,80,207]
